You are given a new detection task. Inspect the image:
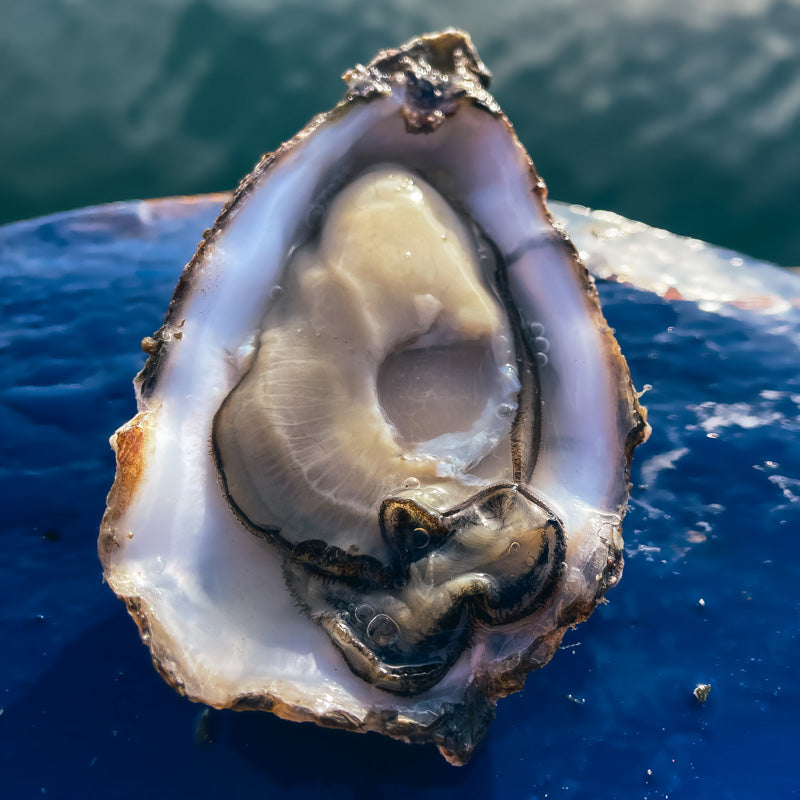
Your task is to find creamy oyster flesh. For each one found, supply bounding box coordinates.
[214,166,521,564]
[213,166,564,693]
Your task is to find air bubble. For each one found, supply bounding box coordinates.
[354,603,375,624]
[529,322,545,337]
[412,527,430,548]
[497,403,515,418]
[366,614,399,648]
[535,352,549,367]
[269,285,284,300]
[509,541,520,553]
[526,556,536,567]
[403,477,420,489]
[533,336,550,353]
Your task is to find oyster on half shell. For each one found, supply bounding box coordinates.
[99,30,648,764]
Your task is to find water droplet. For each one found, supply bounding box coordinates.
[501,363,517,378]
[269,285,284,300]
[367,614,399,648]
[412,527,430,548]
[535,352,549,367]
[533,336,550,353]
[354,603,375,624]
[403,477,420,489]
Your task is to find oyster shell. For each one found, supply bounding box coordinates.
[99,30,648,764]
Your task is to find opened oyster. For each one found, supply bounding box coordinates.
[99,30,648,764]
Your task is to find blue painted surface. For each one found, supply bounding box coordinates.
[1,199,798,798]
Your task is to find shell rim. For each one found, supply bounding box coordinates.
[98,28,650,765]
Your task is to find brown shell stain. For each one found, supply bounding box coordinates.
[98,411,153,563]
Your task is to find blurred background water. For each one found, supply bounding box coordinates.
[2,0,799,265]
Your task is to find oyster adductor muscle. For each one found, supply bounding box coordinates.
[99,30,648,765]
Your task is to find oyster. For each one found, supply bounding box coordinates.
[99,30,648,764]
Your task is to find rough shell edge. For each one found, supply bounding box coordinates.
[98,28,649,764]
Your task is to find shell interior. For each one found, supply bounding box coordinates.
[99,29,648,765]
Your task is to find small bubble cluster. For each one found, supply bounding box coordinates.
[528,323,550,367]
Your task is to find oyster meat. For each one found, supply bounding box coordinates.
[99,30,648,764]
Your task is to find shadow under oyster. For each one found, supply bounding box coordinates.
[99,29,648,764]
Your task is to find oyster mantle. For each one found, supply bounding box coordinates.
[99,30,648,764]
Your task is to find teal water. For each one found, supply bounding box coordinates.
[2,0,799,265]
